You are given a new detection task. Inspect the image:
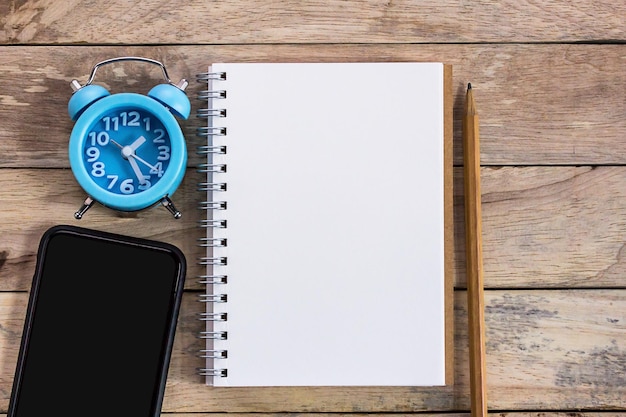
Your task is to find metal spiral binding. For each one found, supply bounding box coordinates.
[198,275,228,285]
[200,350,228,359]
[197,70,228,380]
[198,237,227,247]
[199,368,228,377]
[198,90,227,99]
[198,182,227,192]
[199,257,227,266]
[197,145,227,156]
[199,201,227,210]
[197,108,227,118]
[199,219,227,228]
[199,294,228,303]
[197,163,227,173]
[197,126,227,137]
[201,312,228,321]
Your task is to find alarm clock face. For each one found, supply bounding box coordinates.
[69,93,187,212]
[84,106,172,194]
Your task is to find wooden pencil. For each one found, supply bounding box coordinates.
[463,83,488,417]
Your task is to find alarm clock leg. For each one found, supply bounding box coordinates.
[160,196,182,219]
[74,196,95,220]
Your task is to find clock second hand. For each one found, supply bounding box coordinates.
[130,152,159,172]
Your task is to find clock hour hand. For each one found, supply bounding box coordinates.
[129,135,146,151]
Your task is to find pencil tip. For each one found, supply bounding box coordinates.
[467,83,472,90]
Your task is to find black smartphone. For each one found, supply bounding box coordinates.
[7,225,186,417]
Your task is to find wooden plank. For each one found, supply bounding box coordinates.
[0,1,624,44]
[1,414,624,417]
[0,411,624,417]
[2,166,626,291]
[0,290,624,412]
[0,167,626,291]
[141,415,626,417]
[479,165,626,288]
[0,44,624,167]
[0,168,205,291]
[3,414,625,417]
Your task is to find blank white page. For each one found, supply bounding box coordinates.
[206,62,446,386]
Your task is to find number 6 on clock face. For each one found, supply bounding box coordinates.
[67,57,190,219]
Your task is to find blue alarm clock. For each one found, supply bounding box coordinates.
[68,57,190,219]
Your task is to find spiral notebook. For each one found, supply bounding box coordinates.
[197,62,454,387]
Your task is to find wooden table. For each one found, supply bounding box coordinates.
[0,2,624,416]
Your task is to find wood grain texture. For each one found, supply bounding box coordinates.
[1,291,624,412]
[1,1,624,44]
[0,44,625,167]
[1,1,624,413]
[479,165,626,288]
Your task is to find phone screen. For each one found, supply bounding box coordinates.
[8,225,186,417]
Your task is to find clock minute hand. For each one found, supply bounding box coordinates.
[124,148,147,185]
[110,139,147,185]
